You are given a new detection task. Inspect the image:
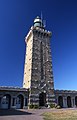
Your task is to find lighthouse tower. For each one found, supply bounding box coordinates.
[23,16,55,106]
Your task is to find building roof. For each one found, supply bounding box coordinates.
[0,86,28,92]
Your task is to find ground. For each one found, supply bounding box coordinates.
[43,108,77,120]
[0,109,49,120]
[0,108,77,120]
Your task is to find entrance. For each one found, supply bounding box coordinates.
[1,94,11,109]
[16,94,24,109]
[39,92,46,106]
[0,97,1,108]
[67,96,71,108]
[75,96,77,107]
[58,96,63,108]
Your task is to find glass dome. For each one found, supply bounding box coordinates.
[34,16,44,28]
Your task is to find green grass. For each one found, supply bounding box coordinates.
[43,109,77,120]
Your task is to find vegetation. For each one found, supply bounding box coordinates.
[50,103,56,108]
[28,104,34,109]
[50,103,61,109]
[56,105,61,109]
[43,109,77,120]
[28,104,39,109]
[33,104,39,109]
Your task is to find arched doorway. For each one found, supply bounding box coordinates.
[16,94,24,109]
[39,92,46,106]
[1,94,11,109]
[0,97,1,108]
[25,97,28,106]
[67,96,71,108]
[58,96,63,108]
[75,96,77,107]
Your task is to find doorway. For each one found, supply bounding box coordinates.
[16,94,24,109]
[75,96,77,107]
[1,94,11,109]
[67,96,71,108]
[39,92,46,106]
[58,96,63,108]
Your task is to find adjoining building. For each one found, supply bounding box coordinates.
[0,16,77,109]
[55,90,77,108]
[0,86,28,109]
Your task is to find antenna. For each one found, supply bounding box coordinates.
[41,12,46,28]
[43,20,46,28]
[41,11,43,27]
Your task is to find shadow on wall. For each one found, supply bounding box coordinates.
[0,109,32,116]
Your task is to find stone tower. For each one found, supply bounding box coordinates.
[23,16,55,106]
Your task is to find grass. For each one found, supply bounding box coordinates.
[43,109,77,120]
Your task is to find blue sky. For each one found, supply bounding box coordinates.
[0,0,77,90]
